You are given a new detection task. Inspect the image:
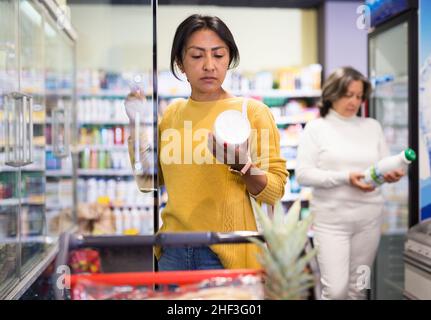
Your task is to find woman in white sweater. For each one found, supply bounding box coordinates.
[296,67,404,300]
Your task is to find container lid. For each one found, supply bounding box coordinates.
[214,110,251,145]
[404,148,417,162]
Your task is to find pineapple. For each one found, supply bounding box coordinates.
[249,199,317,300]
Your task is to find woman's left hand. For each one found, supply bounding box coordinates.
[383,169,405,183]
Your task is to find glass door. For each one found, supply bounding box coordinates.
[44,13,75,239]
[69,2,156,237]
[0,0,21,298]
[19,0,46,272]
[369,17,414,299]
[370,22,409,235]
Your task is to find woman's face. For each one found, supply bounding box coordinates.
[332,80,364,118]
[178,29,230,97]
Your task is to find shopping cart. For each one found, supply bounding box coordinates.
[54,231,265,300]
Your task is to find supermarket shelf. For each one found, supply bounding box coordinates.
[78,90,130,98]
[110,204,153,209]
[241,89,322,98]
[22,166,45,172]
[275,116,308,125]
[77,144,129,151]
[21,197,45,205]
[46,170,73,177]
[78,120,130,125]
[46,89,73,96]
[77,89,321,99]
[0,166,18,172]
[46,203,72,211]
[0,235,57,245]
[78,169,134,176]
[0,198,20,206]
[281,193,301,202]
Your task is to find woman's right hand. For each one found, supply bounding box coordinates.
[125,89,146,124]
[349,172,375,192]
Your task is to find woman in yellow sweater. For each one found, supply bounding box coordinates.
[126,14,288,271]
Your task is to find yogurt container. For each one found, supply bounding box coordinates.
[213,109,251,150]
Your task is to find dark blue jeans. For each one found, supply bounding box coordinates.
[158,246,224,271]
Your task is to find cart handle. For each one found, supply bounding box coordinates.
[64,231,264,250]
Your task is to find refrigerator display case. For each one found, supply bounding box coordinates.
[0,0,77,299]
[368,0,419,300]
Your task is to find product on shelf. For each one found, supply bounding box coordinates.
[77,70,152,95]
[78,178,153,207]
[79,125,128,146]
[21,173,45,200]
[46,151,72,171]
[112,207,152,235]
[78,98,131,123]
[276,64,322,91]
[0,174,16,200]
[78,66,322,98]
[279,124,303,147]
[79,149,131,170]
[76,177,153,236]
[21,206,44,236]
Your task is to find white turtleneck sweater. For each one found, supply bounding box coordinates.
[296,109,389,204]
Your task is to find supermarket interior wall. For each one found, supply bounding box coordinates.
[321,0,368,78]
[69,4,318,72]
[157,5,318,72]
[69,4,153,72]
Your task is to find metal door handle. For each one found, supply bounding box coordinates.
[52,107,68,158]
[4,92,33,167]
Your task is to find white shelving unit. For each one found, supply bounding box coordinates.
[45,170,73,177]
[76,144,129,152]
[77,169,134,176]
[77,89,321,100]
[0,166,19,172]
[275,116,308,126]
[0,198,20,206]
[78,120,129,126]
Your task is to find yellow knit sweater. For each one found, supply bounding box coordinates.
[129,97,288,269]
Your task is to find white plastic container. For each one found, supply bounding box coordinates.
[213,109,250,146]
[113,208,123,235]
[131,207,141,234]
[213,99,251,159]
[363,148,416,187]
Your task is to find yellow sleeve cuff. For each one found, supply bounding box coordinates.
[250,172,285,206]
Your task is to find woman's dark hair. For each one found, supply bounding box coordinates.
[318,66,372,117]
[170,14,240,80]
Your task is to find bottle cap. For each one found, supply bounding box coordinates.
[404,148,417,162]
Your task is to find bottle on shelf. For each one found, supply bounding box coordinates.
[363,148,416,187]
[113,207,123,235]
